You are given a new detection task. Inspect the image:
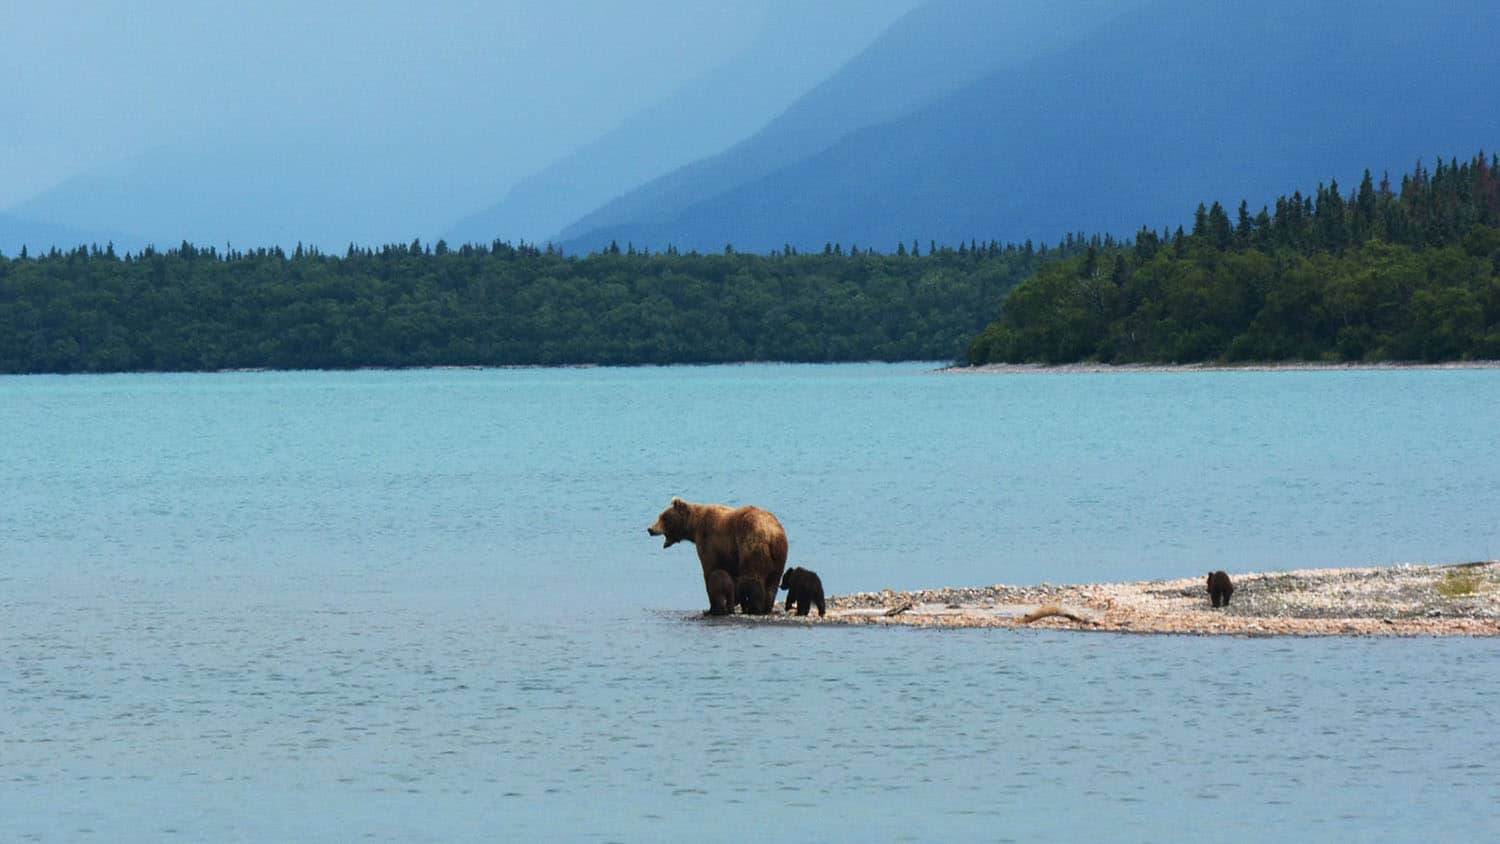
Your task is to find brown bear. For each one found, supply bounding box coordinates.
[780,566,825,616]
[736,575,771,615]
[648,497,789,615]
[706,569,735,616]
[1207,570,1234,607]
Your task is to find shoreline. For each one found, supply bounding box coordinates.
[740,562,1500,637]
[941,361,1500,375]
[8,360,1500,378]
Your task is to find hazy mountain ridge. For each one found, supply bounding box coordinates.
[8,0,1496,256]
[4,2,920,253]
[558,0,1145,249]
[445,0,919,246]
[0,212,137,257]
[562,0,1500,254]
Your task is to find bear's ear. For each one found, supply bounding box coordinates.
[672,497,689,512]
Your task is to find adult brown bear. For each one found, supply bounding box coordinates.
[648,497,789,615]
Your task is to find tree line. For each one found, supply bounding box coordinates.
[0,235,1093,373]
[967,152,1500,364]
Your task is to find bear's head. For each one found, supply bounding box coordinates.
[647,497,692,548]
[780,567,803,590]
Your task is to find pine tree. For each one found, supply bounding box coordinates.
[1236,200,1253,246]
[1207,202,1234,250]
[1354,169,1378,242]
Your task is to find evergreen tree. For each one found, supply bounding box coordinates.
[967,151,1500,366]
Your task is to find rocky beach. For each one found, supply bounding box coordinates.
[750,562,1500,636]
[943,362,1500,375]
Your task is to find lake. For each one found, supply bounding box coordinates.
[3,364,1498,840]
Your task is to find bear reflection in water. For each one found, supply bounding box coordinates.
[648,497,789,616]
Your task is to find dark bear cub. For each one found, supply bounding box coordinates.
[1207,570,1234,607]
[780,566,826,617]
[706,569,735,616]
[737,576,771,615]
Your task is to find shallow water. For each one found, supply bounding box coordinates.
[3,365,1498,840]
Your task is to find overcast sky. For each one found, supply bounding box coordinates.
[0,0,847,207]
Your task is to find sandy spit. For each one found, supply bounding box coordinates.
[737,562,1500,637]
[940,361,1500,375]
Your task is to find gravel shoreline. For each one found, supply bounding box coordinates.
[741,562,1500,637]
[941,361,1500,374]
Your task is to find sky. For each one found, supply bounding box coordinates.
[0,0,779,206]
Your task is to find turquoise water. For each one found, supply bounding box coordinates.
[3,364,1498,840]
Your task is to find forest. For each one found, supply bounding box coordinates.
[0,237,1087,373]
[968,153,1500,364]
[5,153,1498,374]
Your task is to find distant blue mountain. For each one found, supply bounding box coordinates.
[0,213,139,257]
[7,2,919,253]
[5,128,470,254]
[444,0,920,246]
[562,0,1500,255]
[559,0,1144,251]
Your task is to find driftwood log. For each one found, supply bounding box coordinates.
[1019,605,1097,626]
[884,600,914,617]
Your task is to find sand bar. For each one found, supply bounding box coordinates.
[745,562,1500,636]
[942,361,1500,374]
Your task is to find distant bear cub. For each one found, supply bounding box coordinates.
[1207,570,1234,607]
[780,566,825,617]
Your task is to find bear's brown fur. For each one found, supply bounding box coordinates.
[1207,570,1234,607]
[780,566,825,616]
[649,497,789,614]
[706,569,735,616]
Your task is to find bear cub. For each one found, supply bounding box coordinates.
[706,569,735,616]
[780,566,826,617]
[1207,570,1234,607]
[737,576,771,615]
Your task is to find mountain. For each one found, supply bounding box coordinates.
[444,0,920,246]
[558,0,1145,251]
[7,2,919,253]
[0,212,137,257]
[4,125,502,253]
[561,0,1500,255]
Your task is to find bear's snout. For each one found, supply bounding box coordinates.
[647,525,677,547]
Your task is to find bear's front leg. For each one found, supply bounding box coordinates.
[701,570,719,615]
